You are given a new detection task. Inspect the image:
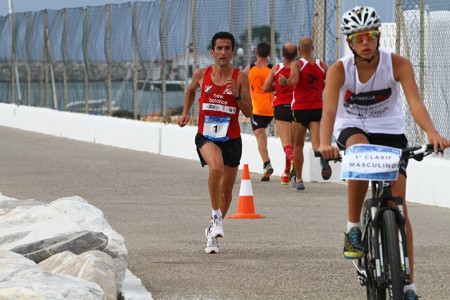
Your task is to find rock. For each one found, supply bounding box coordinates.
[39,250,117,300]
[0,250,104,300]
[10,231,108,263]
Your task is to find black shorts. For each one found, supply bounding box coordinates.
[336,127,409,176]
[292,108,322,127]
[251,114,273,131]
[195,133,242,168]
[274,104,293,122]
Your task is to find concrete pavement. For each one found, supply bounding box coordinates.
[1,125,449,299]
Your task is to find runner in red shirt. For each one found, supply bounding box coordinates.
[178,32,252,254]
[279,36,327,191]
[262,42,297,185]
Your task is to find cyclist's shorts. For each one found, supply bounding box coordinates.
[292,108,322,127]
[251,114,273,131]
[274,104,293,122]
[336,127,408,176]
[195,133,242,168]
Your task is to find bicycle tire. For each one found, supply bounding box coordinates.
[382,210,403,299]
[362,201,386,300]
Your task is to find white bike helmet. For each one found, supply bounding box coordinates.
[341,6,381,35]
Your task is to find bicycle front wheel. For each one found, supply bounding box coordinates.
[382,210,403,299]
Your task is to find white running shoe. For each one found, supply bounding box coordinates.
[209,215,224,238]
[205,226,219,254]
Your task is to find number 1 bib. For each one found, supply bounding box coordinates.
[203,115,230,141]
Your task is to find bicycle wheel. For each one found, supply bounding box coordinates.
[382,209,403,299]
[362,201,386,300]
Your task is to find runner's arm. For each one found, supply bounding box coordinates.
[178,68,204,127]
[235,71,253,118]
[262,65,277,93]
[279,60,299,86]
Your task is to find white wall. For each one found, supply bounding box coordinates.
[1,103,449,208]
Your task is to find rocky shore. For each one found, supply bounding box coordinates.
[0,193,152,299]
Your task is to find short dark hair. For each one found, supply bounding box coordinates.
[256,42,271,58]
[211,32,235,51]
[282,46,298,60]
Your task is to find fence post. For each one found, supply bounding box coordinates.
[133,3,138,120]
[26,12,31,106]
[44,10,58,110]
[161,0,169,123]
[107,4,112,116]
[63,9,68,111]
[335,0,340,60]
[83,8,89,114]
[270,0,275,64]
[246,0,252,64]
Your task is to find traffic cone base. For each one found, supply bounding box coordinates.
[229,164,265,219]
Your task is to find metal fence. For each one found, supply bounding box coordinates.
[0,0,448,157]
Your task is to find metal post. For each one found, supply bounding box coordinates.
[335,0,340,59]
[247,0,252,64]
[8,0,21,104]
[133,3,138,120]
[83,8,89,114]
[270,0,275,64]
[63,9,68,111]
[26,12,31,106]
[44,10,58,110]
[107,4,112,116]
[161,0,169,123]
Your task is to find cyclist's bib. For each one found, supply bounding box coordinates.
[203,115,230,141]
[341,144,401,180]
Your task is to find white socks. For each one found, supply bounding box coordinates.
[212,208,222,218]
[347,221,361,232]
[404,283,416,293]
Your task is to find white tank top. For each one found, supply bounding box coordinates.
[333,48,404,139]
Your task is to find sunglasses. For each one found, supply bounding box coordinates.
[347,30,380,43]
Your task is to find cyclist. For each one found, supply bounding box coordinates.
[317,6,450,299]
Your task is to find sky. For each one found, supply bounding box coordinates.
[1,0,395,21]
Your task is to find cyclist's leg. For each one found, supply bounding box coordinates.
[344,132,370,223]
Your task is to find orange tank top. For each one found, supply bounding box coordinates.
[248,64,274,116]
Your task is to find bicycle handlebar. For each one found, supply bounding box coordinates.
[314,144,443,180]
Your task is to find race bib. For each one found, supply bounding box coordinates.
[341,144,401,181]
[203,115,230,141]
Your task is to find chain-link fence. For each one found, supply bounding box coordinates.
[0,0,448,158]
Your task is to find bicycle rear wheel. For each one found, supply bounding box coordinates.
[382,210,403,299]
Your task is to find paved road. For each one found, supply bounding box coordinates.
[1,125,449,299]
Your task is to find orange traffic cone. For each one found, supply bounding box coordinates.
[229,164,265,219]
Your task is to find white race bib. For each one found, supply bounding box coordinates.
[203,115,230,141]
[341,144,401,181]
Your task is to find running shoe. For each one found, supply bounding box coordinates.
[209,215,224,238]
[290,176,305,190]
[403,290,419,300]
[261,162,274,181]
[288,162,296,180]
[205,226,219,254]
[280,173,289,185]
[343,227,364,259]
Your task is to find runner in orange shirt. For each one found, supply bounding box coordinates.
[244,42,274,181]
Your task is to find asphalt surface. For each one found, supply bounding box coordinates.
[1,125,450,300]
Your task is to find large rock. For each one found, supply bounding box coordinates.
[39,250,117,300]
[10,230,108,263]
[0,250,104,299]
[0,195,128,295]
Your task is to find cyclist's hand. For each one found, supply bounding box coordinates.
[427,132,450,154]
[317,144,339,160]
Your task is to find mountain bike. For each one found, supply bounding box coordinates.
[316,144,441,299]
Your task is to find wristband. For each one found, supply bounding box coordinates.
[235,93,241,101]
[284,79,288,86]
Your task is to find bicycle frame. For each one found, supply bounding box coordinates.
[355,178,411,295]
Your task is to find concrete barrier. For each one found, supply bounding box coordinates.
[1,103,449,208]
